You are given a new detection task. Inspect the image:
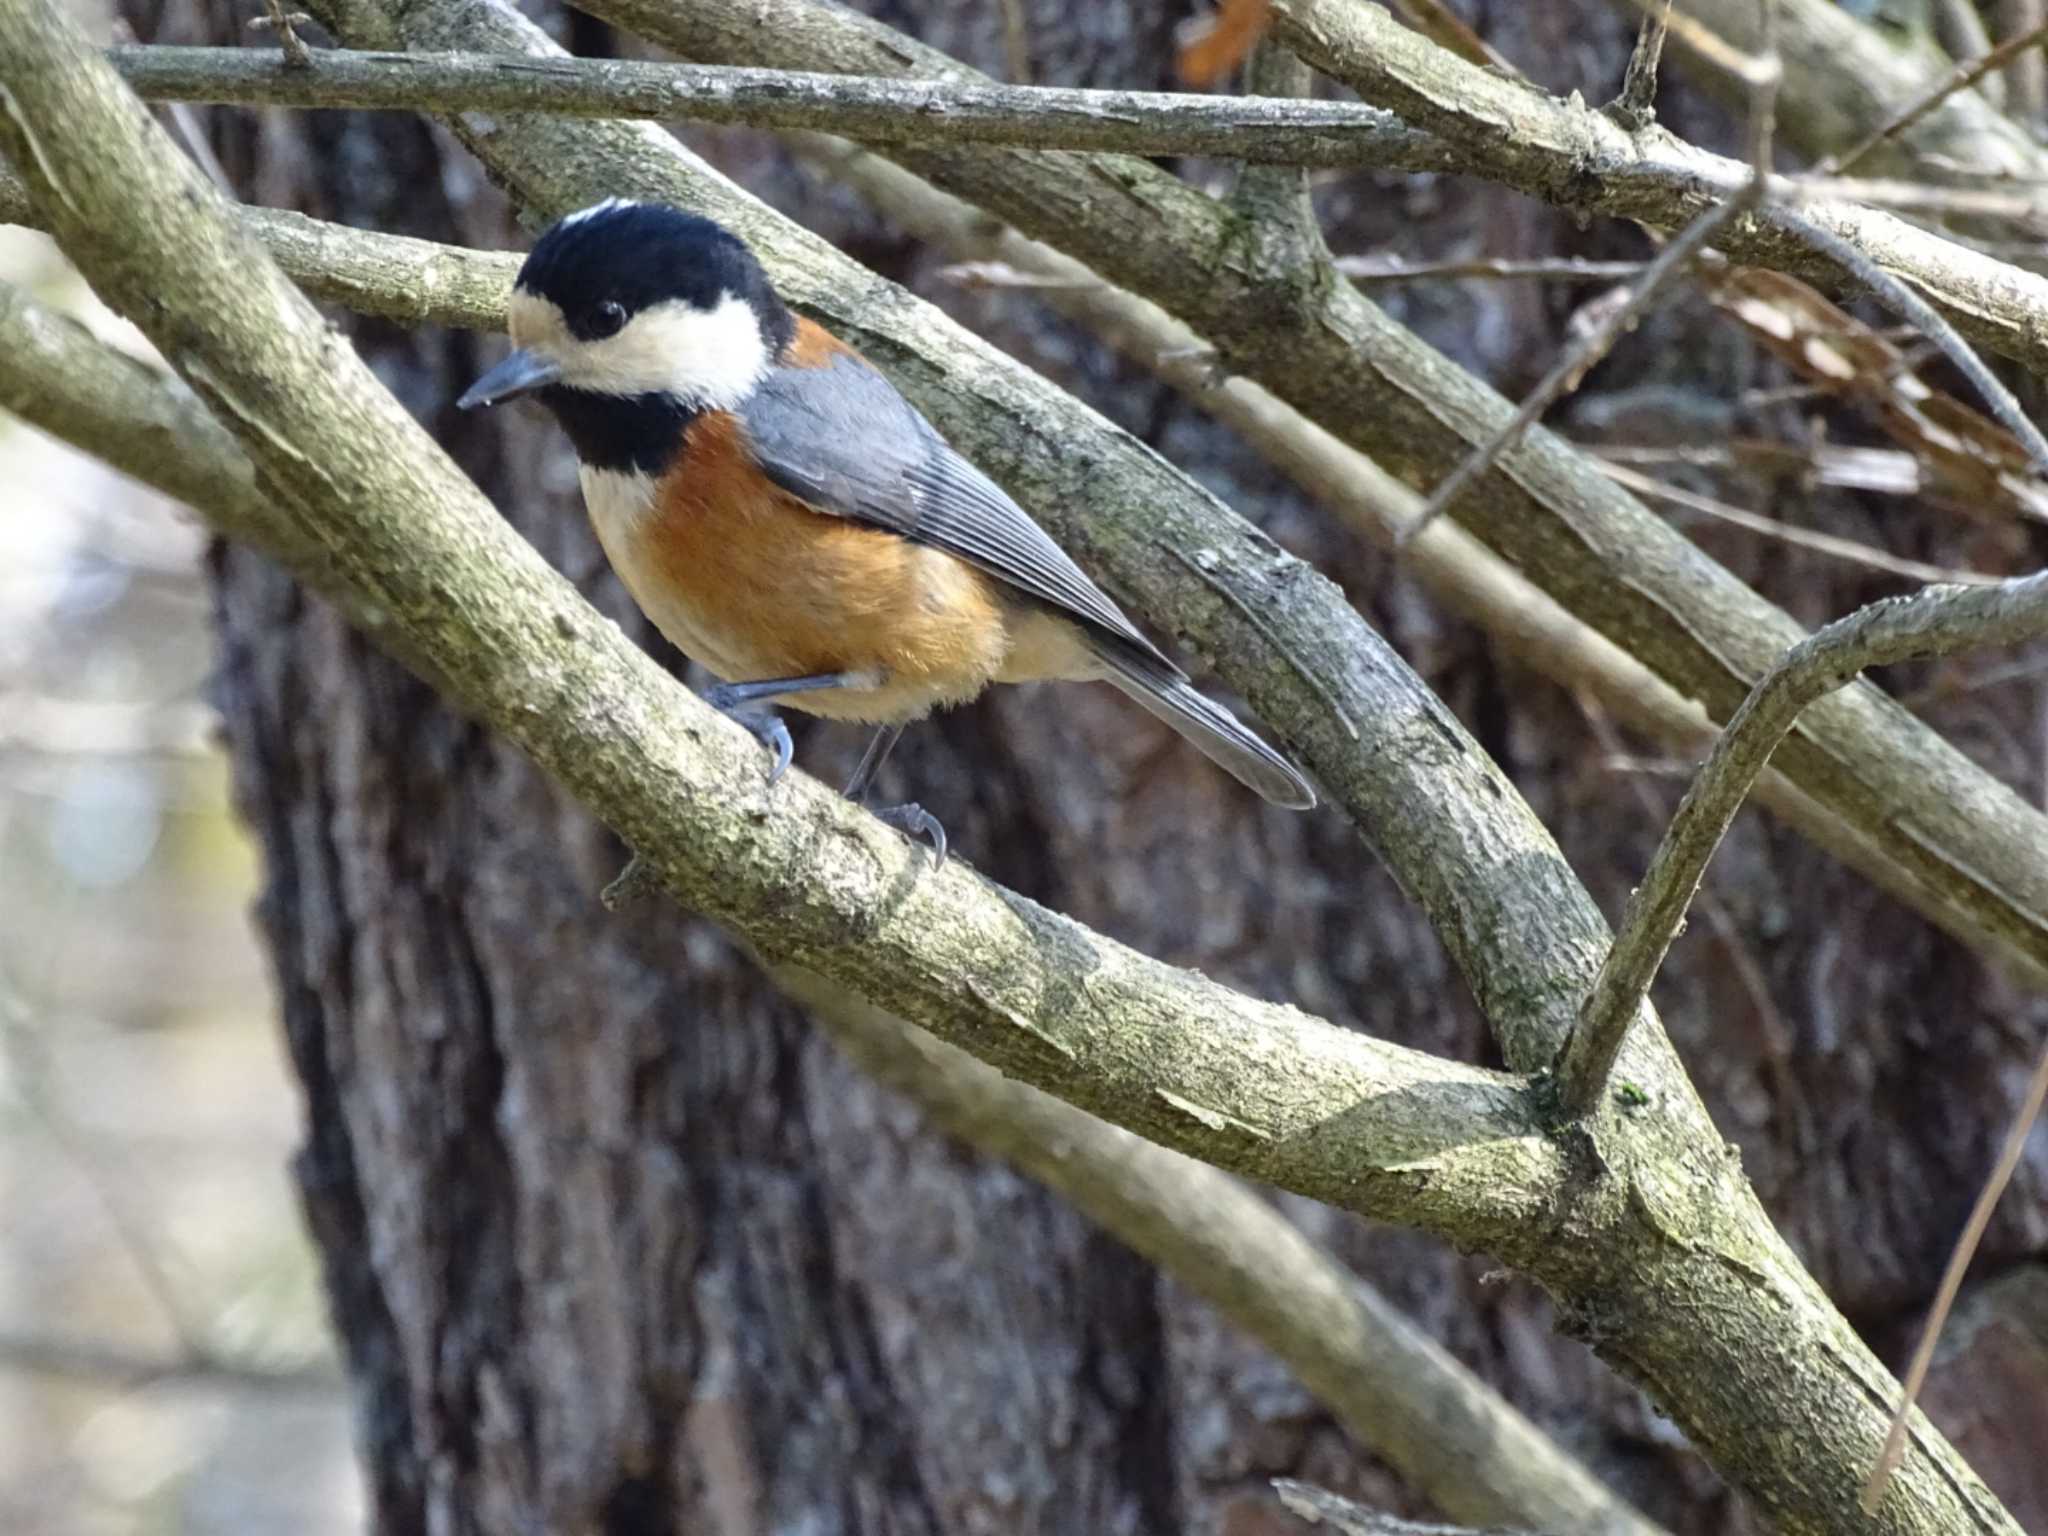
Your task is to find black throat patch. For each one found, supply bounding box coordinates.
[537,387,701,476]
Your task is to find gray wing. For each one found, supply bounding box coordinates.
[738,355,1176,670]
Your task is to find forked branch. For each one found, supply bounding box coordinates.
[1562,572,2048,1114]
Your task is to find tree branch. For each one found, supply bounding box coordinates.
[104,43,1450,167]
[810,130,2034,987]
[785,971,1668,1536]
[1563,572,2048,1115]
[1266,0,2048,376]
[610,0,2048,1133]
[1819,15,2048,175]
[10,0,2023,1525]
[9,141,2004,994]
[95,25,2048,379]
[1274,1480,1528,1536]
[1612,0,1674,129]
[1645,0,2045,182]
[0,273,1653,1536]
[0,253,1545,1267]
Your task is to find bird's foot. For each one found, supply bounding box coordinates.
[702,687,794,784]
[873,802,947,867]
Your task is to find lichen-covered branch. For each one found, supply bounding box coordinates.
[784,971,1668,1536]
[1563,572,2048,1115]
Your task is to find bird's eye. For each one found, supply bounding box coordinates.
[590,299,629,338]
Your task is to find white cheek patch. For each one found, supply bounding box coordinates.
[506,290,571,353]
[568,293,770,408]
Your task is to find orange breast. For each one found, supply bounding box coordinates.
[610,411,1013,724]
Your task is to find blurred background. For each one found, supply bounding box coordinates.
[0,223,358,1534]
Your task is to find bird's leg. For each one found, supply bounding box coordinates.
[603,671,866,909]
[703,672,865,784]
[843,723,906,804]
[842,722,945,867]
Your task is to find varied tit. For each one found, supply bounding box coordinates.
[459,200,1315,861]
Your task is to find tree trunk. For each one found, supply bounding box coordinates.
[141,0,2048,1529]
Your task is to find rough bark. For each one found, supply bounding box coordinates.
[98,0,2048,1531]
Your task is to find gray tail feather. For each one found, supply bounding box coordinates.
[1091,645,1316,810]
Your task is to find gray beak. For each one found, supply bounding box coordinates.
[457,348,562,410]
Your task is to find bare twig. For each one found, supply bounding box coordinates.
[1397,1,1781,547]
[1933,0,2004,110]
[103,43,1445,168]
[996,0,1032,84]
[1820,16,2048,175]
[1861,1025,2048,1510]
[1397,243,1745,549]
[1612,0,1673,128]
[246,0,313,68]
[1561,570,2048,1115]
[1595,461,2003,585]
[1395,197,1747,547]
[1576,699,1812,1149]
[1336,255,1649,283]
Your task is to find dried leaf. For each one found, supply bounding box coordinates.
[1176,0,1272,88]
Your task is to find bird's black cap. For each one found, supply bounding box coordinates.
[516,200,793,352]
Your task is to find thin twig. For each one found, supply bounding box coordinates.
[1933,0,2004,110]
[1397,3,1779,547]
[100,43,1450,168]
[246,0,313,68]
[1612,0,1673,129]
[1395,198,1750,547]
[1559,570,2048,1115]
[1821,17,2048,176]
[1596,461,2003,585]
[1768,201,2048,475]
[1861,1026,2048,1510]
[1576,699,1812,1150]
[1335,255,1648,284]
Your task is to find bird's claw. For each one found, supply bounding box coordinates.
[703,689,793,785]
[874,802,947,867]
